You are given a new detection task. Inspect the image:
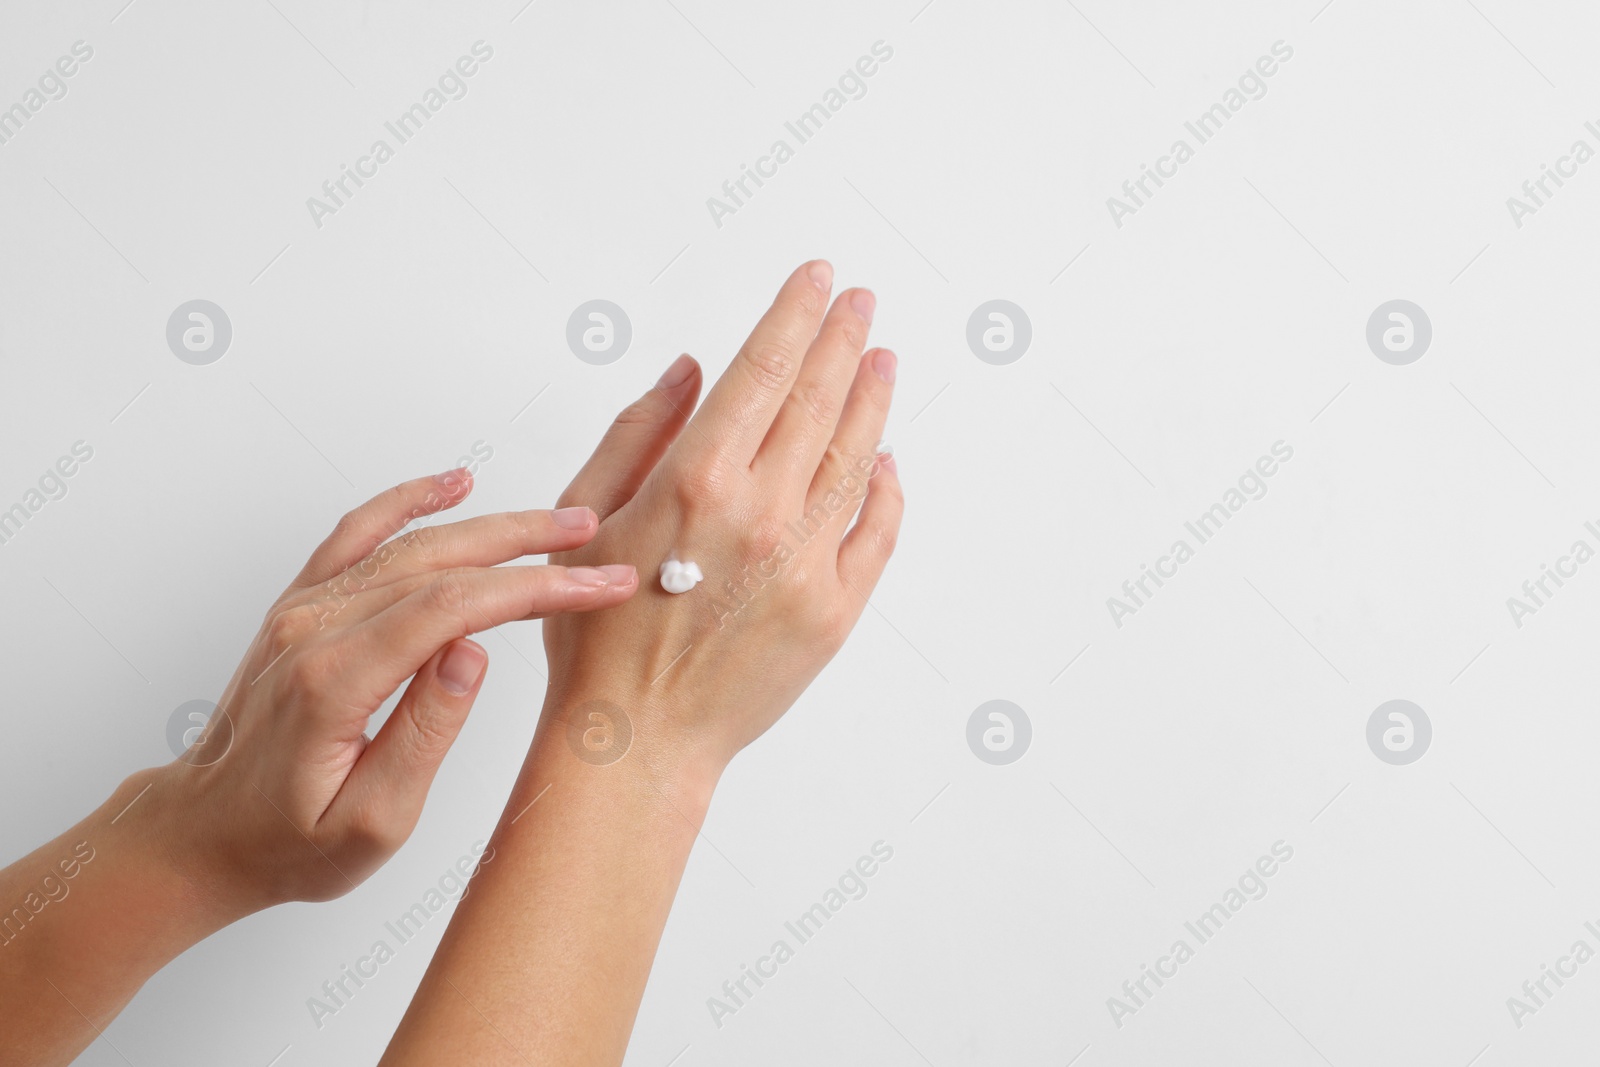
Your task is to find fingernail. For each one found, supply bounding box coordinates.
[569,567,611,587]
[436,468,470,489]
[438,642,486,695]
[656,354,695,389]
[872,348,896,383]
[598,564,636,584]
[808,260,833,291]
[551,506,593,530]
[851,289,876,324]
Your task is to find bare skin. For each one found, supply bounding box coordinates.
[0,471,639,1067]
[382,261,904,1065]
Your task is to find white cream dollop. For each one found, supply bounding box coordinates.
[659,558,703,594]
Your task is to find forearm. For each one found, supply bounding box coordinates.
[0,769,244,1066]
[382,690,719,1066]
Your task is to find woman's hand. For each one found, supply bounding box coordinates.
[135,469,639,916]
[1,469,640,1067]
[381,262,904,1066]
[544,259,903,778]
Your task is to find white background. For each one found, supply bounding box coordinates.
[3,0,1599,1063]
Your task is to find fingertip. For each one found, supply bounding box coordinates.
[437,639,488,696]
[656,353,698,391]
[434,468,474,507]
[870,348,896,384]
[848,288,876,325]
[551,506,597,531]
[564,563,637,591]
[598,563,638,588]
[806,259,834,291]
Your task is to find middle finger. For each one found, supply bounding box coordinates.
[315,507,598,601]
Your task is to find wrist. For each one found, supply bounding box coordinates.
[531,682,725,817]
[110,766,265,928]
[5,771,248,980]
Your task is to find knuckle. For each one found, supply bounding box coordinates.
[871,522,900,558]
[821,445,870,496]
[792,284,825,318]
[799,595,849,649]
[672,461,731,512]
[402,522,439,563]
[741,341,796,390]
[343,804,402,855]
[510,510,544,543]
[427,573,474,622]
[404,698,457,760]
[265,604,317,645]
[284,645,338,693]
[738,515,787,565]
[612,397,661,428]
[329,509,364,543]
[833,316,866,351]
[786,381,835,430]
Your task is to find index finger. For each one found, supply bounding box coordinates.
[334,564,638,706]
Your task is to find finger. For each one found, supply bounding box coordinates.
[685,261,833,465]
[807,348,896,528]
[305,559,634,631]
[757,289,876,480]
[328,639,488,837]
[557,355,702,520]
[837,453,903,594]
[321,507,600,595]
[335,564,638,705]
[292,471,473,590]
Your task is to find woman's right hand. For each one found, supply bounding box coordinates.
[129,470,640,919]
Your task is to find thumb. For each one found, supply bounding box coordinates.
[334,639,488,835]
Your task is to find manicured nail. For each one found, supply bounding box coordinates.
[569,567,611,587]
[851,289,876,324]
[438,641,487,695]
[872,348,896,384]
[808,260,834,291]
[551,506,593,530]
[657,354,695,389]
[598,564,636,584]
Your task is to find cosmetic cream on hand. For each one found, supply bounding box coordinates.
[659,558,703,594]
